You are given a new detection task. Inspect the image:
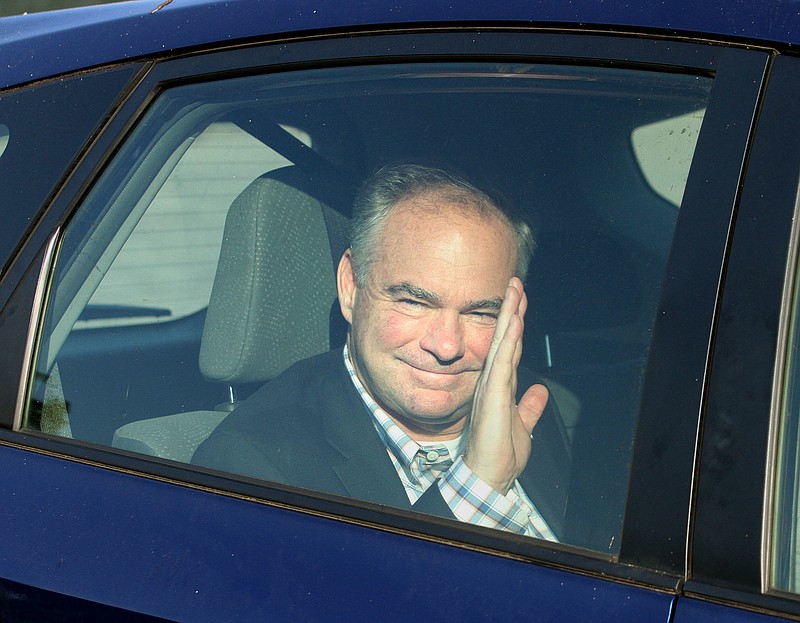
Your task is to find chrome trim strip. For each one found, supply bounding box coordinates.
[762,183,800,593]
[13,229,61,432]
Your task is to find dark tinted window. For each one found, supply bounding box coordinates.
[0,66,141,268]
[25,62,712,554]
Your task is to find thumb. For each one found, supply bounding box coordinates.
[518,384,549,435]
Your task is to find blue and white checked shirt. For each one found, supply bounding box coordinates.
[343,346,557,541]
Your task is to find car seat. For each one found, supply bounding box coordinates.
[111,165,351,462]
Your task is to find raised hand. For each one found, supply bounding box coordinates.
[462,277,549,494]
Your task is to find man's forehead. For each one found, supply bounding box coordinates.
[393,188,503,221]
[382,194,515,243]
[377,196,515,261]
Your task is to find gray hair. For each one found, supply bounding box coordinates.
[349,164,534,286]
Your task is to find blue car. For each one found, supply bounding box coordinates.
[2,0,800,620]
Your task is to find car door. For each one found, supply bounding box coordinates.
[0,28,772,620]
[671,53,800,622]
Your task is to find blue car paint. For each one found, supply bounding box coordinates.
[0,445,672,621]
[1,0,800,90]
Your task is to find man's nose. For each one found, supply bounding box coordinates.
[419,310,465,364]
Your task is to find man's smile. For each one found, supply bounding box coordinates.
[401,359,480,385]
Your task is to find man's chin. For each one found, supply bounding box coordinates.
[399,390,471,425]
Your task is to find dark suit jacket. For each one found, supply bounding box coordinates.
[193,348,570,537]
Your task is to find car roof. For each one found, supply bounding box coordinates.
[1,0,799,89]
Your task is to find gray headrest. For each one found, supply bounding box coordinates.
[199,170,340,384]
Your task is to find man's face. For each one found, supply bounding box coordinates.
[338,193,519,440]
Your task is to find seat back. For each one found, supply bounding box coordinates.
[524,229,649,551]
[200,167,346,384]
[112,166,351,461]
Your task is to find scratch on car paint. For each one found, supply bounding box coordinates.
[150,0,173,13]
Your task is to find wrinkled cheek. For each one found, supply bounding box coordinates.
[377,314,420,350]
[468,329,495,363]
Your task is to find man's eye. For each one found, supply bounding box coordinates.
[469,311,498,324]
[397,298,427,309]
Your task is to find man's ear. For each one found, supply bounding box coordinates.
[337,248,357,325]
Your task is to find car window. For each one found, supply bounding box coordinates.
[631,109,705,207]
[74,121,311,330]
[770,224,800,595]
[24,62,712,555]
[0,65,141,270]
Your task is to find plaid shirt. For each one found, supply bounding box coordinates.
[343,346,557,541]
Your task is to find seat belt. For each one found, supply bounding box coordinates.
[227,109,356,267]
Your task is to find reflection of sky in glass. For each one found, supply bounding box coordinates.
[0,124,8,159]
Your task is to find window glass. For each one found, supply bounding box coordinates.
[631,109,705,207]
[0,124,9,160]
[75,122,311,329]
[25,62,712,554]
[771,245,800,593]
[0,66,140,269]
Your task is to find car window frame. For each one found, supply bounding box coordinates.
[685,52,800,620]
[0,28,772,588]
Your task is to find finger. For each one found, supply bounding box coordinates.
[506,280,526,369]
[485,280,523,366]
[512,324,524,370]
[482,314,523,402]
[517,383,549,435]
[512,277,527,320]
[512,289,527,368]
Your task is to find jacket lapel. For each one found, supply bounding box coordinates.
[318,359,411,508]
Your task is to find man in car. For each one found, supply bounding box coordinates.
[194,164,568,539]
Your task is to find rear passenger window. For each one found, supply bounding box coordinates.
[24,62,712,554]
[632,109,705,207]
[74,121,311,330]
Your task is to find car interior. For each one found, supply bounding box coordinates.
[25,62,712,554]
